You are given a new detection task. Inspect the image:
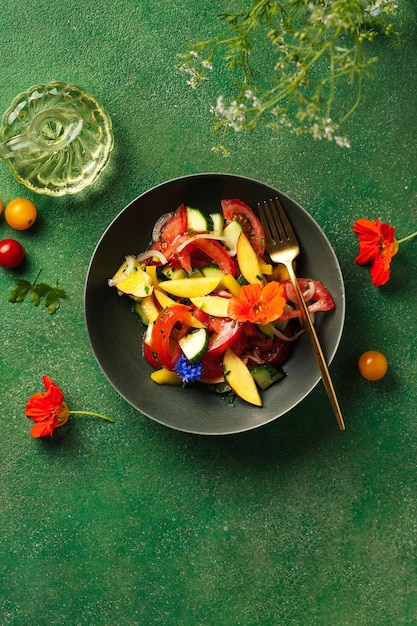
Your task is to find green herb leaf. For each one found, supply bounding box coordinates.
[29,283,48,306]
[8,270,68,314]
[8,279,32,303]
[29,289,41,307]
[44,286,67,314]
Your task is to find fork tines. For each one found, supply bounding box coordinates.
[258,197,294,245]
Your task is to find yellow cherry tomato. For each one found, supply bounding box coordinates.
[358,350,388,381]
[5,198,37,230]
[0,199,3,215]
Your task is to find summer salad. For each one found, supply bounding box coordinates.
[108,199,334,406]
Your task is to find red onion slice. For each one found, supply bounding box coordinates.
[136,249,168,265]
[176,234,237,256]
[108,255,136,286]
[152,213,172,242]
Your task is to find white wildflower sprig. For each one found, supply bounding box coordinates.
[178,0,401,152]
[177,49,213,89]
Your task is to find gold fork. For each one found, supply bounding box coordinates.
[258,197,345,431]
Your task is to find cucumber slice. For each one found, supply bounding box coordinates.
[134,296,159,325]
[160,266,186,280]
[134,301,149,325]
[273,318,289,332]
[273,305,292,331]
[222,220,243,250]
[209,212,224,235]
[186,267,204,278]
[179,328,209,362]
[258,323,274,338]
[186,207,214,233]
[249,364,286,390]
[201,265,225,278]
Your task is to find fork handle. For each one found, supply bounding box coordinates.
[285,262,345,430]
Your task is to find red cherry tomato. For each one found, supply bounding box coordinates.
[0,239,25,268]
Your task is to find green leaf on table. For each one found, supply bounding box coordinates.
[8,270,68,314]
[44,286,67,314]
[8,279,32,303]
[30,282,51,307]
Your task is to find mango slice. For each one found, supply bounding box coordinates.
[221,274,241,297]
[190,295,231,317]
[145,265,159,285]
[236,233,263,285]
[158,276,222,298]
[140,295,160,323]
[153,288,177,309]
[151,368,182,385]
[223,348,262,406]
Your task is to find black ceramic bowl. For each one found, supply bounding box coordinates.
[84,173,345,435]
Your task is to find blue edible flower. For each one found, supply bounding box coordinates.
[174,355,203,383]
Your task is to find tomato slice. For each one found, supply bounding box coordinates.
[143,342,161,369]
[279,278,335,319]
[205,319,242,358]
[160,203,187,244]
[151,304,198,370]
[200,355,224,383]
[200,321,245,382]
[221,199,265,257]
[190,306,224,333]
[178,238,237,276]
[245,325,294,367]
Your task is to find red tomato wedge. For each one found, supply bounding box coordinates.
[190,306,224,333]
[143,342,161,369]
[160,204,187,244]
[245,324,294,367]
[178,238,237,276]
[221,199,265,257]
[205,319,242,358]
[200,355,224,383]
[151,206,188,263]
[151,304,199,370]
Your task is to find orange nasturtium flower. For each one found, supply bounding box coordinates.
[353,218,417,287]
[227,281,286,325]
[353,218,399,287]
[26,376,114,438]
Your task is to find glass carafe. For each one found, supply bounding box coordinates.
[0,82,113,196]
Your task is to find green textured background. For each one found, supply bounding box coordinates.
[1,2,417,625]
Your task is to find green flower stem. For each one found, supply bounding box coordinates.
[69,411,115,423]
[32,268,43,285]
[397,231,417,244]
[261,37,335,110]
[179,0,400,149]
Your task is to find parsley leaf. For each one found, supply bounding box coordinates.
[8,270,67,314]
[44,286,67,314]
[30,282,51,306]
[8,279,32,303]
